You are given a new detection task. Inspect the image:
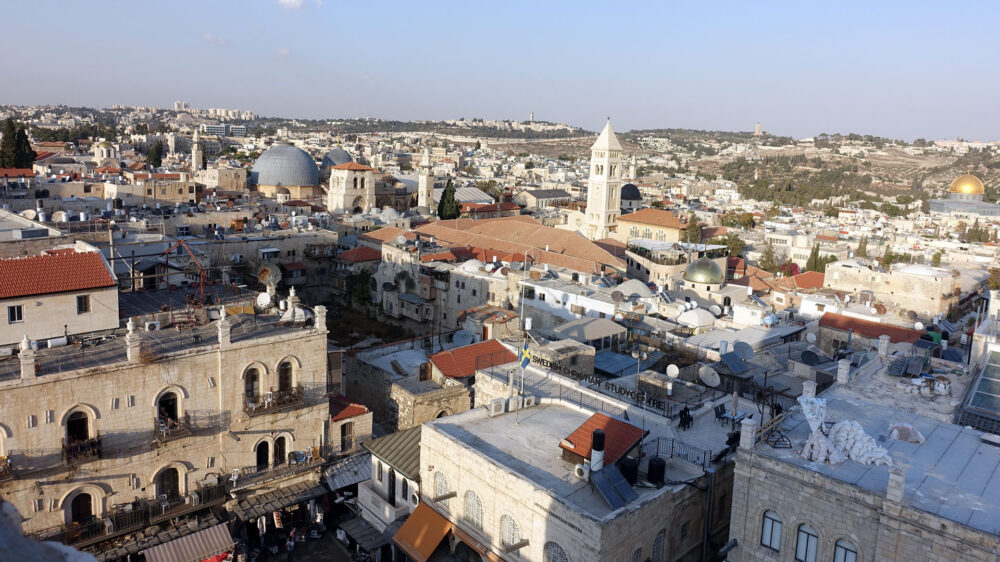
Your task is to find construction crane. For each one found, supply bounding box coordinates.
[162,239,207,306]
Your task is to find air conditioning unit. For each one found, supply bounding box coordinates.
[487,398,505,417]
[574,463,590,479]
[508,396,523,412]
[189,492,200,506]
[145,321,161,331]
[523,395,536,408]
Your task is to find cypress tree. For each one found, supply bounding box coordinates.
[13,127,36,168]
[437,179,460,219]
[806,244,820,271]
[856,235,868,258]
[0,118,17,168]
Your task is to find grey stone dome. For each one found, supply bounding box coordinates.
[321,147,353,168]
[621,183,641,200]
[251,144,319,187]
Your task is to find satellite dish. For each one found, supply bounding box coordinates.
[709,304,723,316]
[734,341,755,360]
[613,312,624,322]
[257,263,282,286]
[666,364,680,378]
[801,350,820,366]
[254,224,263,231]
[529,270,542,280]
[19,209,36,220]
[699,365,721,388]
[500,267,510,275]
[611,290,624,303]
[914,321,924,331]
[256,292,272,308]
[395,235,407,245]
[452,330,474,347]
[806,333,817,344]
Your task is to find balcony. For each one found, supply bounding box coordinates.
[230,450,324,491]
[243,385,305,416]
[0,457,12,483]
[147,482,230,523]
[358,479,409,527]
[63,436,102,465]
[152,414,192,447]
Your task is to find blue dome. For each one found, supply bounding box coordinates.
[621,183,641,200]
[321,147,353,168]
[251,145,319,187]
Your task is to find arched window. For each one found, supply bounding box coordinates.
[760,511,782,551]
[643,228,652,239]
[631,548,641,562]
[67,411,89,444]
[245,368,260,401]
[401,478,408,501]
[157,391,180,427]
[652,529,665,562]
[463,490,482,530]
[543,542,568,562]
[274,436,287,466]
[630,226,638,237]
[70,493,94,524]
[833,539,857,562]
[376,461,383,482]
[360,178,365,189]
[500,514,521,548]
[353,177,358,189]
[157,467,180,498]
[255,441,269,470]
[278,362,293,392]
[434,472,449,500]
[795,524,818,562]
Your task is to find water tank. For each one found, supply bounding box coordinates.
[647,457,666,485]
[620,457,639,485]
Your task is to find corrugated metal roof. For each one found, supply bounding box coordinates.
[143,522,233,562]
[324,452,372,491]
[364,426,421,480]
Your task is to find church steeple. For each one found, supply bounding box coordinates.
[584,119,624,239]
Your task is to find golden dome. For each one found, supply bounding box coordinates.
[948,174,985,195]
[683,257,725,285]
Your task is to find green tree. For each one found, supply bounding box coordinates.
[437,179,460,219]
[146,141,163,168]
[823,206,839,218]
[856,235,868,258]
[13,127,36,168]
[805,244,820,272]
[931,249,944,267]
[715,234,746,257]
[474,140,481,151]
[882,248,897,269]
[759,240,778,273]
[650,200,665,209]
[0,118,17,168]
[682,212,701,243]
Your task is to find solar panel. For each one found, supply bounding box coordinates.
[721,352,748,374]
[590,470,625,510]
[604,465,638,502]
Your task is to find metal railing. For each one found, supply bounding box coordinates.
[148,482,229,522]
[153,413,192,445]
[243,385,305,416]
[230,451,323,490]
[63,436,102,465]
[640,436,714,470]
[0,457,12,482]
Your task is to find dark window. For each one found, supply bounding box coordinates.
[245,369,260,400]
[278,362,293,391]
[70,493,94,524]
[255,441,269,469]
[7,305,23,323]
[157,468,180,498]
[67,412,89,444]
[274,436,287,465]
[76,295,90,314]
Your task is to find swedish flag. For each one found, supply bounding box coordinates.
[519,341,531,369]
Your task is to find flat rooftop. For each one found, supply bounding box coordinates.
[756,386,1000,534]
[429,401,703,520]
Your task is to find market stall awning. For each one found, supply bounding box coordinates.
[339,517,390,552]
[393,503,452,562]
[143,523,234,562]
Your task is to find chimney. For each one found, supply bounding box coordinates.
[878,334,890,357]
[739,417,758,450]
[802,380,817,398]
[886,467,906,503]
[590,429,605,472]
[837,359,851,385]
[719,341,729,355]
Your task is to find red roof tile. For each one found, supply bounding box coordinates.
[34,151,57,161]
[338,247,382,263]
[0,251,115,299]
[331,162,376,171]
[559,413,645,466]
[616,208,686,229]
[0,169,35,178]
[330,394,369,422]
[818,312,922,344]
[429,339,516,378]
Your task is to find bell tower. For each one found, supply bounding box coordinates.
[584,119,624,239]
[417,148,434,212]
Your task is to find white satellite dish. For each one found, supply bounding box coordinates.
[395,235,407,245]
[914,321,924,331]
[256,292,271,308]
[709,304,723,316]
[613,312,624,322]
[806,333,817,344]
[734,341,755,360]
[19,209,36,220]
[666,364,680,378]
[699,365,721,388]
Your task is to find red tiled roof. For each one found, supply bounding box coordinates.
[151,173,181,180]
[35,141,67,147]
[701,226,728,239]
[559,413,645,466]
[34,151,57,161]
[0,168,35,178]
[330,394,369,422]
[331,162,376,171]
[429,339,516,378]
[338,247,382,263]
[791,271,825,290]
[360,227,416,244]
[818,312,922,344]
[815,234,838,242]
[0,251,115,299]
[616,208,686,229]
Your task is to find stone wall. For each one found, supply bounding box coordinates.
[389,381,470,432]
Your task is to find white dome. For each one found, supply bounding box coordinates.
[897,264,946,277]
[616,279,653,299]
[460,259,485,273]
[677,307,716,328]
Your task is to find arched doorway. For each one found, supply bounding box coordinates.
[277,362,292,392]
[274,436,286,466]
[158,392,179,425]
[67,412,89,444]
[157,467,180,498]
[245,368,260,402]
[70,493,93,523]
[387,468,396,507]
[255,441,269,470]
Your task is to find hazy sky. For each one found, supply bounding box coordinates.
[2,1,998,140]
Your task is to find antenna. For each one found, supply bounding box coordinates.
[699,365,720,388]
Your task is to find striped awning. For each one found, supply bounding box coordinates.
[143,523,234,562]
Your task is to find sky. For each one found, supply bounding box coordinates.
[1,1,999,140]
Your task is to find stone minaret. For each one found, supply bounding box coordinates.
[417,148,434,212]
[584,119,624,240]
[191,129,203,171]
